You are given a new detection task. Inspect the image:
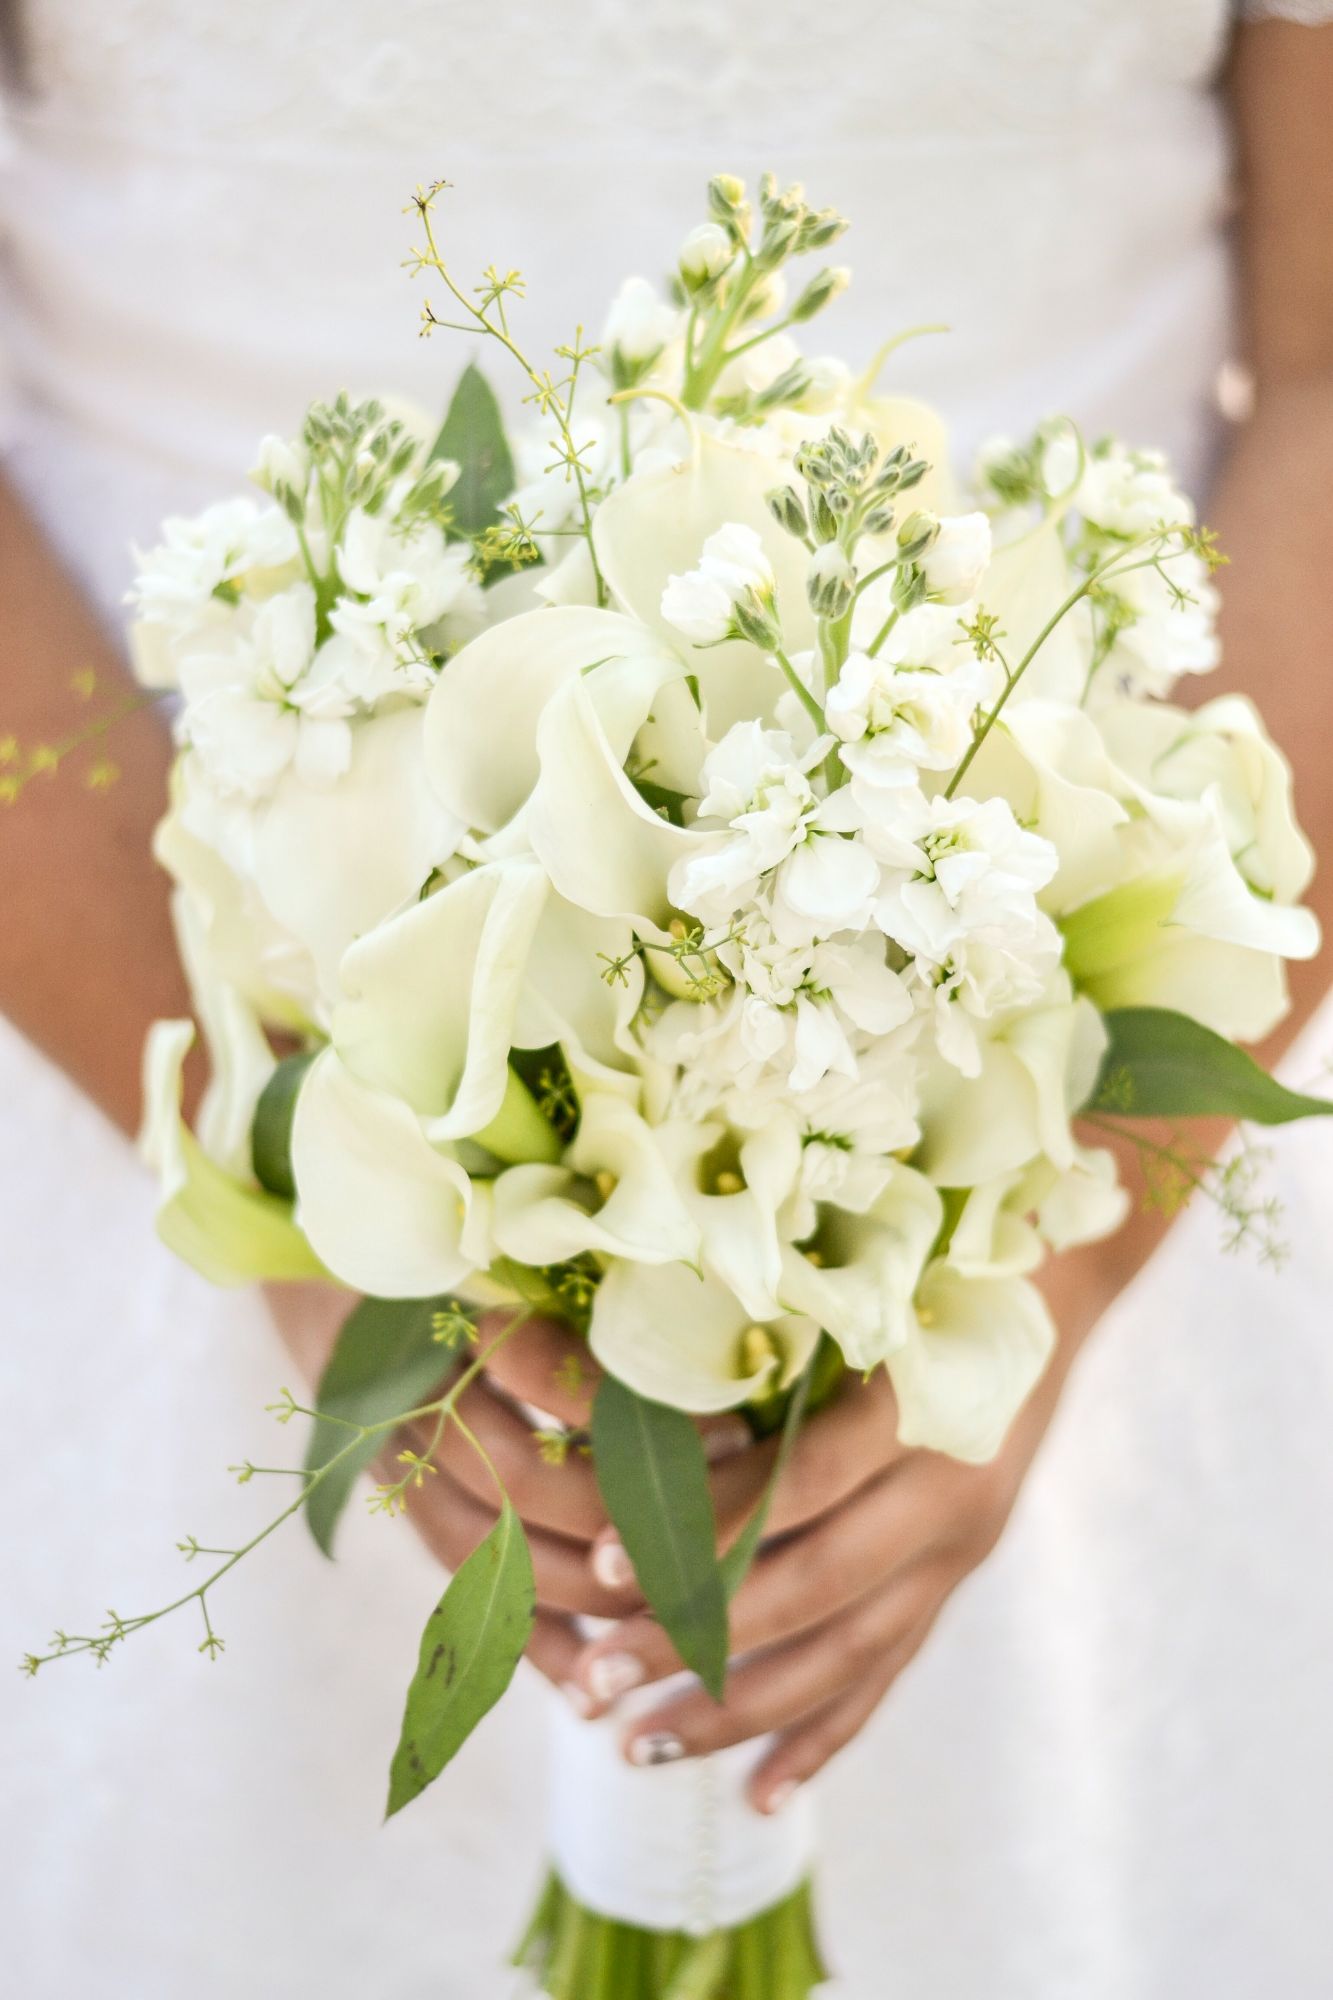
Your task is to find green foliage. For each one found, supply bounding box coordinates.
[386,1500,535,1818]
[250,1049,317,1200]
[1091,1007,1333,1125]
[304,1295,463,1556]
[591,1377,729,1698]
[719,1358,815,1602]
[429,361,516,540]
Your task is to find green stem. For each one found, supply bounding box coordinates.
[773,647,826,735]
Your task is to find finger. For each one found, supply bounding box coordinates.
[746,1607,940,1814]
[479,1312,601,1427]
[575,1459,954,1697]
[583,1376,898,1595]
[396,1460,639,1620]
[616,1561,941,1758]
[525,1609,588,1703]
[402,1379,607,1543]
[708,1369,905,1546]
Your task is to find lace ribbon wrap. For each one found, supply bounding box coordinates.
[515,1689,828,1997]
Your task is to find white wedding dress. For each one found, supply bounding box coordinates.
[4,3,1333,1994]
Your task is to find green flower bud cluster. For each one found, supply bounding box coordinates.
[267,392,457,532]
[679,171,852,413]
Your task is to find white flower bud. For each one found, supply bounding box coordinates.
[918,512,992,604]
[790,265,851,325]
[661,522,777,647]
[601,276,681,368]
[251,433,307,497]
[679,222,735,290]
[806,541,856,619]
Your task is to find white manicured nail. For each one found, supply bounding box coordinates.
[761,1779,800,1816]
[593,1538,636,1590]
[588,1652,644,1704]
[628,1731,685,1768]
[562,1680,595,1720]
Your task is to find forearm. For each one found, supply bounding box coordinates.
[0,472,190,1135]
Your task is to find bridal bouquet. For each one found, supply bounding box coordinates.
[25,173,1331,1997]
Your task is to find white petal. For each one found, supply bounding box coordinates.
[254,705,461,1000]
[589,1260,817,1414]
[889,1265,1055,1463]
[334,858,547,1143]
[492,1095,699,1269]
[140,1020,324,1287]
[290,1048,478,1297]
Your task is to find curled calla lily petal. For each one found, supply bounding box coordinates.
[170,887,276,1179]
[969,702,1130,913]
[888,1262,1056,1463]
[1023,1145,1131,1252]
[490,1093,699,1269]
[512,894,646,1084]
[333,857,548,1144]
[945,1173,1044,1279]
[254,705,462,1001]
[915,983,1099,1186]
[140,1020,324,1287]
[290,1048,481,1298]
[589,1258,819,1414]
[777,1163,942,1373]
[593,433,810,734]
[983,519,1090,706]
[527,670,697,925]
[657,1116,802,1321]
[423,606,677,835]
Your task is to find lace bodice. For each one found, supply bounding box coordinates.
[1,0,1331,620]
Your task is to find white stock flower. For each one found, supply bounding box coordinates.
[129,499,298,625]
[678,222,735,289]
[660,523,776,647]
[330,508,482,681]
[919,511,992,604]
[602,275,681,367]
[1077,444,1193,538]
[1093,545,1220,699]
[827,614,995,794]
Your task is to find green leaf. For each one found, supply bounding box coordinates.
[591,1377,729,1698]
[251,1050,318,1200]
[719,1361,814,1603]
[304,1296,455,1557]
[430,362,515,539]
[386,1500,535,1818]
[1091,1007,1333,1125]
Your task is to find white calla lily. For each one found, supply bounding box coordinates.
[333,858,548,1145]
[589,1259,818,1414]
[592,433,811,734]
[423,607,679,835]
[491,1094,699,1269]
[969,701,1130,912]
[778,1163,942,1372]
[527,669,697,925]
[889,1262,1055,1463]
[140,1021,324,1287]
[253,704,462,1000]
[657,1117,802,1321]
[290,1048,483,1297]
[170,888,276,1180]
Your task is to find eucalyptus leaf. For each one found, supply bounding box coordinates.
[386,1500,535,1818]
[1091,1007,1333,1125]
[591,1376,728,1698]
[430,362,516,540]
[304,1295,459,1557]
[719,1361,814,1603]
[251,1049,318,1200]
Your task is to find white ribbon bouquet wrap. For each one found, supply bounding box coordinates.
[27,171,1331,2000]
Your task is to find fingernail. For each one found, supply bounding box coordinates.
[587,1651,645,1704]
[627,1731,685,1768]
[561,1680,595,1720]
[760,1779,800,1816]
[592,1538,636,1590]
[703,1416,752,1463]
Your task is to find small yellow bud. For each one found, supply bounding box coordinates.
[714,1169,745,1196]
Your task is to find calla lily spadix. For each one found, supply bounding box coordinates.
[589,1258,820,1414]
